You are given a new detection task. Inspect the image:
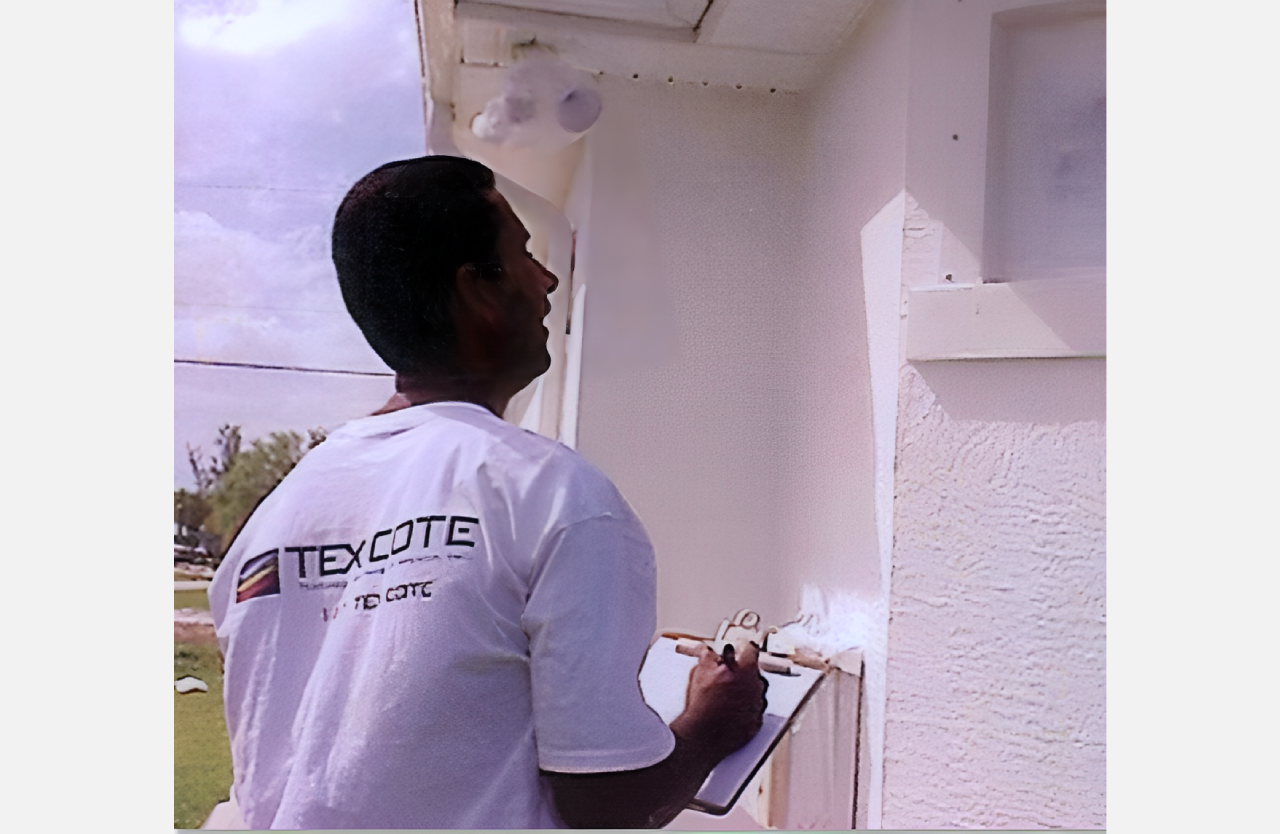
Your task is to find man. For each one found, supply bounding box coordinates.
[209,155,765,829]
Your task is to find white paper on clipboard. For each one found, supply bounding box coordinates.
[637,636,827,815]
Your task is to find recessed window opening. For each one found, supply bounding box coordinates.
[982,1,1105,283]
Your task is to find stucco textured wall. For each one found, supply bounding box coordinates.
[882,363,1106,828]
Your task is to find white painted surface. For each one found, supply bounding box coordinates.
[573,75,812,632]
[884,363,1106,828]
[901,0,1087,263]
[604,0,912,821]
[780,2,914,823]
[906,275,1106,360]
[983,1,1107,281]
[861,192,905,626]
[911,357,1105,426]
[902,0,997,261]
[465,0,708,30]
[699,0,873,54]
[856,189,907,830]
[458,1,697,48]
[455,0,875,91]
[902,192,983,290]
[559,283,587,448]
[880,2,1107,826]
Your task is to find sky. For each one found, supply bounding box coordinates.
[174,0,429,487]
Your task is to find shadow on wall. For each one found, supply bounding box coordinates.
[913,357,1105,424]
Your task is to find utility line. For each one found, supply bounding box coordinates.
[175,358,393,378]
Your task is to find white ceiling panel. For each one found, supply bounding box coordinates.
[698,0,874,54]
[464,0,710,30]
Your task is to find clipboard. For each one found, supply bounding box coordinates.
[637,634,828,816]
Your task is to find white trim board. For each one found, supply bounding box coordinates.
[904,275,1105,361]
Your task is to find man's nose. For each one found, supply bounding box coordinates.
[542,261,560,295]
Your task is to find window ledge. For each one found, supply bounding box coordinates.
[904,275,1105,361]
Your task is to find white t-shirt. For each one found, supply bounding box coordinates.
[208,401,675,829]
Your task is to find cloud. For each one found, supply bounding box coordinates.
[174,209,386,372]
[177,0,355,55]
[175,0,425,190]
[175,209,332,307]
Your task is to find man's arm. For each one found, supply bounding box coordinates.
[544,642,767,829]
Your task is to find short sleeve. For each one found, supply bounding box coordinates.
[521,514,675,773]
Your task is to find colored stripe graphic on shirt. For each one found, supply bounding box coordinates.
[237,549,281,602]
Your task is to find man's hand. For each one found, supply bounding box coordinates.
[673,642,767,761]
[545,642,767,828]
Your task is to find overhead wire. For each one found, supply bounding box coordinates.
[174,358,393,378]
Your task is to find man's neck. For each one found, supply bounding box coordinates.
[371,373,512,418]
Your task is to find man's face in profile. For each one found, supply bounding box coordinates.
[469,190,560,389]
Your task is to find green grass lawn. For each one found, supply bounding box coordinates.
[174,640,232,829]
[175,588,211,611]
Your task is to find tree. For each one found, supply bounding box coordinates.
[187,424,241,495]
[205,431,302,551]
[174,488,210,544]
[177,424,326,558]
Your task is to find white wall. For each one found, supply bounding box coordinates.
[883,361,1105,829]
[781,3,914,824]
[564,0,1105,826]
[879,1,1107,827]
[575,75,813,632]
[778,0,908,606]
[572,0,906,635]
[565,25,901,816]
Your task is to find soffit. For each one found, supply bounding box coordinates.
[455,0,875,92]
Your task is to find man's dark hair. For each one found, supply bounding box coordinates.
[332,155,501,374]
